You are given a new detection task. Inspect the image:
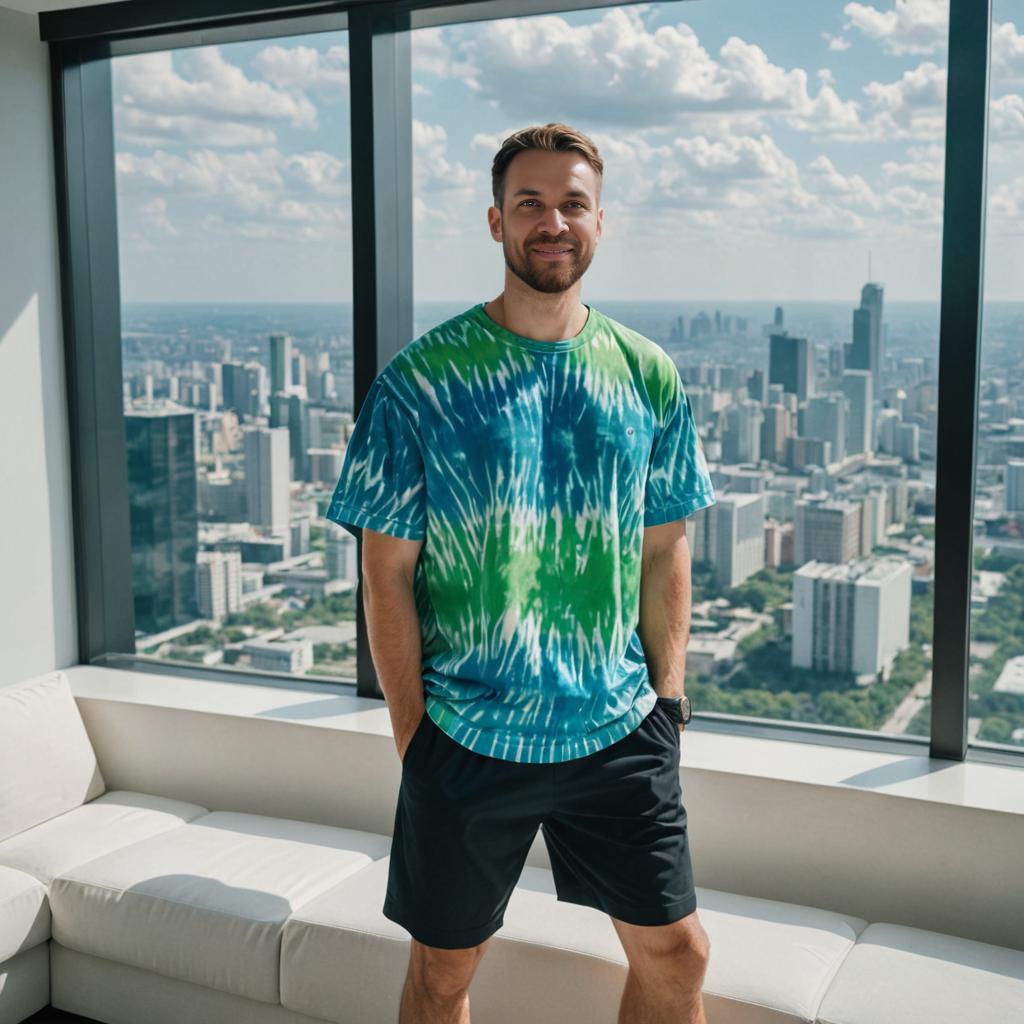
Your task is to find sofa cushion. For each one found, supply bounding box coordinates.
[281,858,868,1024]
[0,864,49,963]
[0,790,208,885]
[0,670,105,843]
[815,921,1024,1024]
[49,810,392,1004]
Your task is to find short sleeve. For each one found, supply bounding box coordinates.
[644,369,716,526]
[325,375,427,540]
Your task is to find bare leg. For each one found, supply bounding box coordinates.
[398,936,493,1024]
[612,910,710,1024]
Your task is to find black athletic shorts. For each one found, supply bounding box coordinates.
[382,697,696,949]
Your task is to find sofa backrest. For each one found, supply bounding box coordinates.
[0,669,106,843]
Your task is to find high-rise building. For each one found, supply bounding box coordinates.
[769,332,815,402]
[288,394,311,482]
[722,401,764,464]
[804,393,847,465]
[125,404,199,635]
[795,499,862,565]
[842,370,873,456]
[196,550,242,619]
[846,283,884,395]
[792,558,911,680]
[244,426,290,533]
[1007,460,1024,514]
[705,493,765,588]
[269,333,292,394]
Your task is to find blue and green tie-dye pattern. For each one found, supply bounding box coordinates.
[326,301,716,764]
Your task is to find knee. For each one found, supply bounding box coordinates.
[409,937,489,999]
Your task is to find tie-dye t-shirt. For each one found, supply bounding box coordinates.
[326,301,716,764]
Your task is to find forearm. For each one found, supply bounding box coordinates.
[636,540,692,699]
[362,574,425,736]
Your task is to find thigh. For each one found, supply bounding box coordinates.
[542,702,696,927]
[383,711,548,950]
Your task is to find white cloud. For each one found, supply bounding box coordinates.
[115,48,317,128]
[429,10,863,139]
[412,120,483,236]
[116,107,278,148]
[412,27,480,87]
[250,44,348,94]
[823,32,852,52]
[993,21,1024,83]
[115,146,350,241]
[881,143,944,184]
[990,93,1024,138]
[843,0,949,56]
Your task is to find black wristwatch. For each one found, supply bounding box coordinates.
[655,695,691,726]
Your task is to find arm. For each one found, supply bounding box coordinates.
[360,527,426,761]
[636,518,692,702]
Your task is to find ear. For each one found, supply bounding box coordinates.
[487,205,502,242]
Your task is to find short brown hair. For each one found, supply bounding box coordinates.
[491,122,603,214]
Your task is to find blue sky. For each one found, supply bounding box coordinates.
[111,0,1024,304]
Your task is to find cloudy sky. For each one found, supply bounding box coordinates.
[112,0,1024,304]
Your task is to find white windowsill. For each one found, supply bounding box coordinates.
[63,664,1024,819]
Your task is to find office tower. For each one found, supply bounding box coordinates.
[769,332,815,402]
[288,394,311,482]
[722,401,764,464]
[1007,460,1024,514]
[196,550,242,619]
[760,404,795,464]
[792,558,911,679]
[846,283,884,395]
[309,448,344,485]
[842,370,873,456]
[225,361,268,419]
[774,306,784,328]
[125,404,200,635]
[325,522,357,581]
[269,333,292,394]
[894,421,921,463]
[270,392,290,429]
[786,436,831,472]
[747,368,767,403]
[244,426,291,533]
[689,311,712,338]
[198,467,247,522]
[804,393,847,464]
[705,493,766,588]
[795,499,863,565]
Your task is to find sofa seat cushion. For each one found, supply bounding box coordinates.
[281,858,868,1024]
[49,810,392,1004]
[0,790,208,885]
[816,922,1024,1024]
[0,864,50,963]
[0,670,105,844]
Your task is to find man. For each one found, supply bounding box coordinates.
[326,122,717,1024]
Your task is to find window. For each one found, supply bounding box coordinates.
[409,1,948,740]
[110,28,356,680]
[970,0,1024,750]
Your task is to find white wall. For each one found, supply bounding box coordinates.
[0,5,78,684]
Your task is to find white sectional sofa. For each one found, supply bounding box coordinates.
[2,669,1023,1024]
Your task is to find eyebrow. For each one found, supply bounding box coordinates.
[511,188,591,200]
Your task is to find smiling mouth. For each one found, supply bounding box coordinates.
[533,247,574,259]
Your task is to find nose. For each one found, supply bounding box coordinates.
[538,204,569,235]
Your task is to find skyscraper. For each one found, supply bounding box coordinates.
[269,333,292,394]
[769,332,815,402]
[846,283,884,395]
[125,404,199,634]
[244,426,291,533]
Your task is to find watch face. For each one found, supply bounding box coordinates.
[680,695,692,723]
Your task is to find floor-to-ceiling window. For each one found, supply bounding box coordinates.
[409,0,949,739]
[969,0,1024,750]
[110,29,357,680]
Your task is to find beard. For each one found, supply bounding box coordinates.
[502,234,595,294]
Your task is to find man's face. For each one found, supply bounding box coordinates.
[488,149,603,295]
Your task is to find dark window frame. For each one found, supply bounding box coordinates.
[42,0,1013,766]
